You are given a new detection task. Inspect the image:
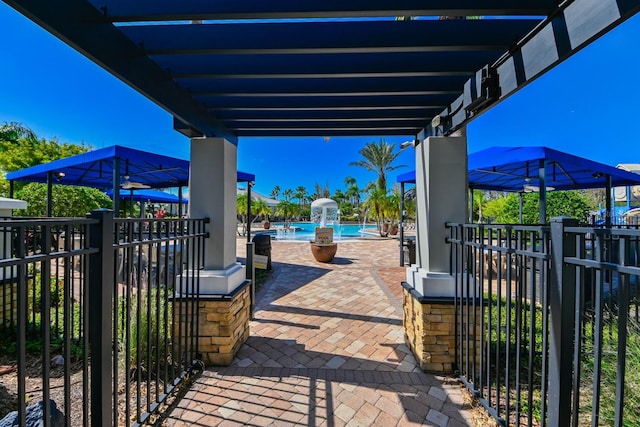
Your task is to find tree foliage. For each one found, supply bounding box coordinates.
[362,187,389,236]
[0,123,88,173]
[275,200,298,226]
[0,121,37,145]
[270,185,280,200]
[236,193,249,236]
[252,197,271,222]
[494,190,592,224]
[15,183,112,217]
[0,121,112,217]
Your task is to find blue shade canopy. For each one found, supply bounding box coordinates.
[6,1,637,140]
[468,146,640,191]
[396,170,416,184]
[105,189,188,204]
[6,145,255,189]
[397,146,640,191]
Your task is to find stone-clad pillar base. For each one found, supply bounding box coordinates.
[403,282,483,373]
[174,281,251,366]
[403,284,456,373]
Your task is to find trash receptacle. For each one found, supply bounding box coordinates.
[252,234,272,270]
[403,237,416,265]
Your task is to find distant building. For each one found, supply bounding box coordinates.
[614,164,640,203]
[236,187,279,208]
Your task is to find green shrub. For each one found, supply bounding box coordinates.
[29,276,64,313]
[117,286,173,373]
[581,313,640,425]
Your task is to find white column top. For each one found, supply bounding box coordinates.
[0,197,27,210]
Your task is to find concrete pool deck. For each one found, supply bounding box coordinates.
[163,238,474,426]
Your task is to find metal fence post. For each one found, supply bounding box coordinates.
[88,209,114,427]
[400,181,405,267]
[548,217,578,427]
[246,241,256,319]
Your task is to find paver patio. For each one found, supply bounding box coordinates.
[163,238,473,426]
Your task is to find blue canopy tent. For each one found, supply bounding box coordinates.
[397,146,640,226]
[105,188,189,218]
[396,170,416,184]
[468,146,640,225]
[105,189,188,204]
[6,145,255,217]
[467,146,640,192]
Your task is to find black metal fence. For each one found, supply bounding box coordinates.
[447,219,640,426]
[0,210,207,426]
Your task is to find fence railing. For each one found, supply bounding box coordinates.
[448,219,640,426]
[0,210,207,426]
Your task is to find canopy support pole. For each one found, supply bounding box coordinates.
[539,160,547,224]
[113,158,121,218]
[519,191,524,224]
[46,171,53,217]
[606,174,612,227]
[247,182,252,243]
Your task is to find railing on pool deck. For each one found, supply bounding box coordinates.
[0,210,208,426]
[447,218,640,426]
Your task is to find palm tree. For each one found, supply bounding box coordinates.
[0,121,37,144]
[387,187,402,226]
[282,188,294,202]
[349,139,405,192]
[275,200,298,228]
[363,187,390,237]
[294,186,307,211]
[253,198,271,227]
[270,185,280,200]
[236,194,249,236]
[344,176,360,207]
[472,190,488,223]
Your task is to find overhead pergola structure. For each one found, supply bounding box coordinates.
[5,2,640,414]
[397,146,640,225]
[6,145,255,217]
[2,1,638,142]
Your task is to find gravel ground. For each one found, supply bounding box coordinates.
[0,354,87,424]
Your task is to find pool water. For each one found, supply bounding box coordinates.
[266,222,378,241]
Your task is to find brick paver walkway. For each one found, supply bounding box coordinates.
[164,238,473,426]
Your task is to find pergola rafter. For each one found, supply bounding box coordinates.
[3,0,639,140]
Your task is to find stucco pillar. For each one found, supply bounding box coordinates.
[188,137,245,295]
[406,135,467,297]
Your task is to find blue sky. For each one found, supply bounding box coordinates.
[1,3,639,197]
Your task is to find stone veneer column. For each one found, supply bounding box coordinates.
[173,282,251,366]
[177,138,250,366]
[402,285,483,373]
[403,134,468,372]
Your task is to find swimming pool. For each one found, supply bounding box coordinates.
[264,222,378,241]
